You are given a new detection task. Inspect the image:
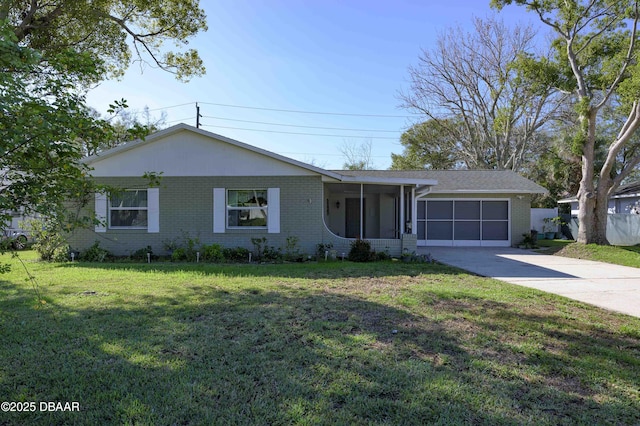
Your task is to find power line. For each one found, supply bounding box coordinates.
[144,102,195,113]
[202,115,401,133]
[197,101,416,118]
[280,151,391,158]
[199,124,399,140]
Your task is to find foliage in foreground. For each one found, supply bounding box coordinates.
[0,252,638,425]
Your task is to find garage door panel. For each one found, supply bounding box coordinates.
[454,221,480,240]
[418,199,510,246]
[427,201,453,219]
[482,221,509,240]
[482,201,508,220]
[427,221,453,240]
[455,201,480,220]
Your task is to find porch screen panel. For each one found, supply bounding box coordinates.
[482,201,508,220]
[481,201,509,241]
[483,221,509,240]
[426,201,453,240]
[454,201,480,240]
[455,221,480,240]
[427,221,453,240]
[454,201,480,220]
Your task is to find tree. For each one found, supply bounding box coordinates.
[492,0,640,244]
[2,0,207,81]
[83,104,168,156]
[1,1,207,251]
[399,16,563,171]
[340,139,375,170]
[391,120,467,170]
[0,22,109,231]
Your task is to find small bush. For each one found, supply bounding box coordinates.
[24,218,69,262]
[262,245,283,263]
[348,239,374,262]
[201,243,224,262]
[130,246,154,261]
[223,247,250,263]
[284,236,302,261]
[80,241,112,262]
[171,247,188,262]
[250,237,283,262]
[375,250,390,261]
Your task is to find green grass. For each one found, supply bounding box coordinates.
[537,239,640,268]
[1,251,639,425]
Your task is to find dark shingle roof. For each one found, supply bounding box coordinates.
[332,170,547,194]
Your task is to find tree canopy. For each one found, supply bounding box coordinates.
[390,120,462,170]
[1,1,207,246]
[2,0,207,81]
[492,0,640,244]
[0,22,108,229]
[398,16,563,171]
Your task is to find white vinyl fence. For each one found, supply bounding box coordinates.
[568,214,640,246]
[531,208,559,234]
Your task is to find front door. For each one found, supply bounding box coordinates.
[345,198,365,238]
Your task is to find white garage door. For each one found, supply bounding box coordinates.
[416,200,510,247]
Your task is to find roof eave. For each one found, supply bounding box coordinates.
[430,189,547,195]
[336,175,438,186]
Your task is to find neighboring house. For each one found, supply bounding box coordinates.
[558,181,640,215]
[67,124,547,256]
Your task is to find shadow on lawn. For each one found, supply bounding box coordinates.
[1,281,639,425]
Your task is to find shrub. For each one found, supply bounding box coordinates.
[171,247,188,262]
[316,242,333,256]
[80,241,112,262]
[284,236,302,261]
[130,246,154,261]
[202,243,224,262]
[24,218,69,262]
[348,239,374,262]
[250,237,283,262]
[222,247,250,263]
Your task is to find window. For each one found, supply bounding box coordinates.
[227,189,268,228]
[109,190,148,229]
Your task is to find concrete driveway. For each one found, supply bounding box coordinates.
[419,246,640,318]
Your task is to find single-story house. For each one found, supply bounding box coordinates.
[558,181,640,215]
[67,123,547,256]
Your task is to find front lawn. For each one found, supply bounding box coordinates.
[538,239,640,268]
[1,252,639,425]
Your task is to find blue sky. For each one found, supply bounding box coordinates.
[86,1,536,169]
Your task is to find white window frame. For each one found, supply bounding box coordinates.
[108,189,149,230]
[213,187,279,234]
[226,189,268,229]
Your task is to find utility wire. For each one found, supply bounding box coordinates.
[197,101,416,118]
[202,115,400,133]
[199,124,399,140]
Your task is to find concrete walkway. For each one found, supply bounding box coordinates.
[418,246,640,318]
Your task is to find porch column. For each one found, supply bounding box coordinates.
[360,183,364,239]
[411,187,416,235]
[400,185,405,235]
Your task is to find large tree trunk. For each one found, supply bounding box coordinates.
[576,110,610,244]
[593,186,611,244]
